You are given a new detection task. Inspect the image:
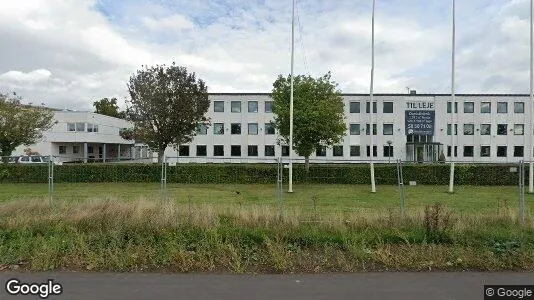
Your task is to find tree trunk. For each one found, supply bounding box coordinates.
[0,146,13,164]
[305,156,310,172]
[158,149,165,164]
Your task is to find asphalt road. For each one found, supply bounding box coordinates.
[0,272,532,300]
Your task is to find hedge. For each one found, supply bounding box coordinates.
[0,163,525,186]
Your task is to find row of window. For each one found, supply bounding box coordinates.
[213,101,273,113]
[447,101,525,113]
[177,145,393,157]
[196,123,276,135]
[447,145,529,158]
[58,145,81,154]
[212,100,395,114]
[447,124,530,136]
[67,122,99,133]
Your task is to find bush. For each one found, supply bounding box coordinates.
[0,163,524,185]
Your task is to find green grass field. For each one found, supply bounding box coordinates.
[1,182,532,216]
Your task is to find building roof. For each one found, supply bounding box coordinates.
[208,92,531,97]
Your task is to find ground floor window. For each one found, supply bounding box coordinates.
[497,146,507,157]
[333,146,343,157]
[214,145,224,156]
[248,145,258,157]
[514,146,524,157]
[179,145,189,156]
[383,145,393,157]
[480,146,490,157]
[197,145,207,156]
[231,145,241,156]
[265,145,275,157]
[350,146,360,157]
[59,146,67,154]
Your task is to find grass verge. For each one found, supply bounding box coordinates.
[0,197,533,273]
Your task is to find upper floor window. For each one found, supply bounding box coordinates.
[383,124,394,135]
[248,101,258,113]
[214,123,224,135]
[67,123,75,132]
[366,102,377,113]
[480,102,491,113]
[213,101,224,112]
[87,123,99,133]
[349,102,360,113]
[265,101,273,113]
[447,102,458,113]
[265,123,275,135]
[464,102,474,113]
[497,102,507,113]
[196,124,208,135]
[231,101,241,113]
[383,102,393,113]
[515,102,525,113]
[463,124,474,135]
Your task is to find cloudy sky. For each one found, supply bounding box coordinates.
[0,0,531,111]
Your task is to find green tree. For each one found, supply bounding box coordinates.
[125,63,210,163]
[0,93,54,162]
[271,72,346,171]
[93,97,126,119]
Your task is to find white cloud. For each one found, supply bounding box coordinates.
[141,14,194,31]
[0,69,52,83]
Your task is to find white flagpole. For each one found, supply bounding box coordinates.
[529,0,533,193]
[370,0,376,193]
[288,0,295,193]
[448,0,456,194]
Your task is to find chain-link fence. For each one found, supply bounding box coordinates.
[0,155,530,224]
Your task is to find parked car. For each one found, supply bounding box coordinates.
[12,156,50,164]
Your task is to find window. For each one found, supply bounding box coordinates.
[73,146,80,154]
[196,124,208,135]
[447,102,458,113]
[497,146,507,157]
[67,123,75,132]
[248,101,258,113]
[366,146,378,157]
[214,145,224,156]
[196,145,207,156]
[231,101,241,113]
[514,124,524,135]
[366,102,377,113]
[514,146,524,157]
[214,123,224,135]
[463,146,474,157]
[58,146,66,154]
[349,102,360,113]
[383,102,393,113]
[333,146,343,157]
[31,156,41,163]
[464,102,474,113]
[481,102,491,113]
[248,123,258,135]
[87,124,99,133]
[88,146,94,154]
[497,124,508,135]
[463,124,474,135]
[515,102,525,113]
[383,145,394,157]
[447,124,458,135]
[231,123,241,135]
[350,146,361,157]
[316,146,326,157]
[265,101,273,113]
[350,124,360,135]
[383,124,393,135]
[366,124,377,135]
[480,124,491,135]
[281,146,289,157]
[248,145,258,157]
[213,101,224,112]
[265,145,275,157]
[76,122,85,132]
[481,146,490,157]
[265,123,275,135]
[497,102,507,113]
[447,146,458,157]
[178,145,190,156]
[231,145,241,156]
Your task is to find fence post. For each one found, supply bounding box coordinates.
[277,157,283,220]
[519,160,526,224]
[48,155,54,205]
[160,156,168,201]
[397,159,405,211]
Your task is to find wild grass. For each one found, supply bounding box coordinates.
[0,196,533,273]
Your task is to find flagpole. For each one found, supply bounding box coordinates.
[448,0,456,194]
[529,0,533,193]
[370,0,376,193]
[288,0,295,193]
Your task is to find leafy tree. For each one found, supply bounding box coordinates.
[271,72,346,171]
[125,63,210,163]
[93,97,126,119]
[0,93,54,162]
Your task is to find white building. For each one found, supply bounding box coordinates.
[160,92,533,164]
[13,110,150,163]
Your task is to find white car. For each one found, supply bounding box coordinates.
[12,156,50,164]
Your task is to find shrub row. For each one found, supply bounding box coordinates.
[0,163,524,185]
